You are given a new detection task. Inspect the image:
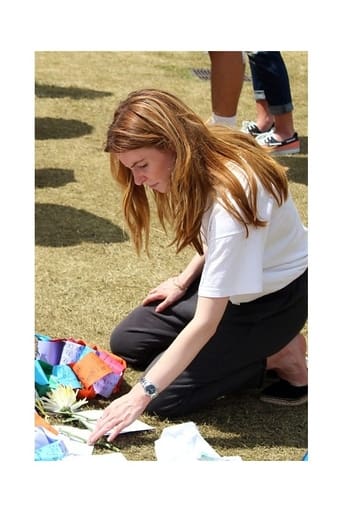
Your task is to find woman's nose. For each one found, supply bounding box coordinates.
[132,169,147,186]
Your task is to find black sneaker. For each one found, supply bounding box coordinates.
[260,379,308,406]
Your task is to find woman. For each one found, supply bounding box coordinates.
[88,89,307,445]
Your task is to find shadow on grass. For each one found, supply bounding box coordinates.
[92,378,306,456]
[278,136,308,186]
[184,390,307,452]
[88,392,307,459]
[35,117,93,140]
[35,82,112,99]
[35,168,76,188]
[35,203,129,246]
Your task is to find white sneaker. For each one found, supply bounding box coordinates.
[241,120,275,137]
[255,131,300,155]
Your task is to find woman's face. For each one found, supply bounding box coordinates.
[117,147,175,193]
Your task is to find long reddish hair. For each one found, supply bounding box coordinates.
[105,88,288,255]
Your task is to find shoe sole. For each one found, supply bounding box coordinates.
[268,140,300,156]
[271,146,300,156]
[260,394,308,406]
[257,136,300,155]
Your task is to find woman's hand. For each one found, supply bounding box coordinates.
[87,386,151,445]
[142,276,187,313]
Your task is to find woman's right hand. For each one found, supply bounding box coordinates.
[142,277,188,313]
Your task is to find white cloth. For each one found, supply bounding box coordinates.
[154,422,242,462]
[198,164,308,304]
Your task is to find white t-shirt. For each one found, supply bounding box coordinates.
[198,164,308,304]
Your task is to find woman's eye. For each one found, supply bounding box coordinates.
[137,163,147,169]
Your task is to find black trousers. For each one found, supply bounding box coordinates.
[110,269,308,418]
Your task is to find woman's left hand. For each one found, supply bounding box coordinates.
[87,387,150,444]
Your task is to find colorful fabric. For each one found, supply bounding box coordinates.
[35,333,127,398]
[34,413,68,461]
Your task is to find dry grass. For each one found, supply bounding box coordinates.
[35,51,308,461]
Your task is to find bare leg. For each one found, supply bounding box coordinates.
[266,333,307,386]
[255,99,274,131]
[272,111,296,141]
[209,51,245,117]
[254,101,296,141]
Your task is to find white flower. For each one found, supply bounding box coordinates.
[40,385,88,414]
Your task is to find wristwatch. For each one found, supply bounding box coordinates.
[139,376,159,399]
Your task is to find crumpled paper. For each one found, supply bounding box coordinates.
[34,426,69,461]
[154,421,242,462]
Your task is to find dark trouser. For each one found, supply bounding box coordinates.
[247,51,294,115]
[110,270,308,418]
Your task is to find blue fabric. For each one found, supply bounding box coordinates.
[247,52,293,114]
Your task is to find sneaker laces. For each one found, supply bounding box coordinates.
[262,133,277,144]
[242,121,275,136]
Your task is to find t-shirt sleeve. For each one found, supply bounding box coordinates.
[198,198,272,298]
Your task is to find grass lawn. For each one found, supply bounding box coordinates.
[35,51,308,461]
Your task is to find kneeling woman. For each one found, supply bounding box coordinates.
[88,89,307,445]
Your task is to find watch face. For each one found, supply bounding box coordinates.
[140,377,158,398]
[146,384,156,395]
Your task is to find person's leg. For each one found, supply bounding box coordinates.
[249,52,293,114]
[243,52,275,134]
[110,278,264,417]
[110,270,307,418]
[259,331,308,405]
[250,51,297,140]
[254,100,275,132]
[246,51,300,153]
[208,51,245,127]
[147,271,308,418]
[110,279,199,369]
[266,332,307,386]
